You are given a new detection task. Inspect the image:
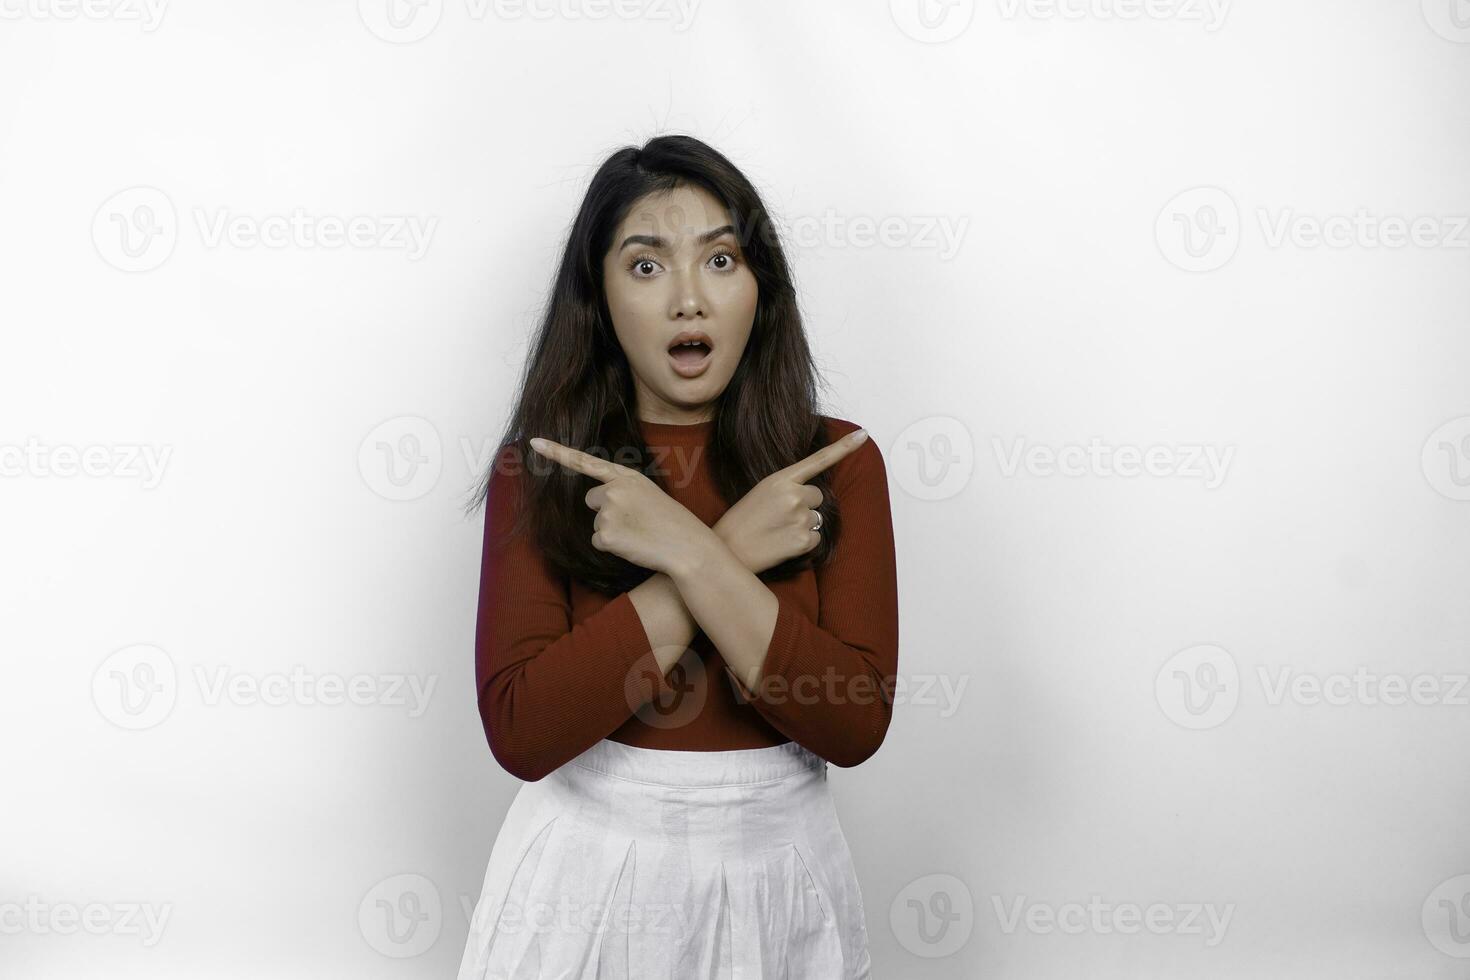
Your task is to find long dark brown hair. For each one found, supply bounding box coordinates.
[464,134,843,596]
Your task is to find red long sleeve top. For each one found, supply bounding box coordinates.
[474,415,899,782]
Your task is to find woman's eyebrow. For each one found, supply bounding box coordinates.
[618,224,736,253]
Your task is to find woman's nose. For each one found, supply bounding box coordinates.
[668,272,707,319]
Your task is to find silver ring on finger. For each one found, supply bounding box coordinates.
[810,510,823,532]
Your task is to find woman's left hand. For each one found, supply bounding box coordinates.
[528,437,716,577]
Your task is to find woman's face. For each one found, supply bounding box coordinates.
[601,183,758,424]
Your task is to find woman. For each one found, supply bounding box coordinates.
[458,134,899,978]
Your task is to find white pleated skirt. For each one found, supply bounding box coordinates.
[456,738,873,979]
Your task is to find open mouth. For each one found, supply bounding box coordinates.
[667,331,714,377]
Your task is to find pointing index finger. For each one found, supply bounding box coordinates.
[528,437,633,483]
[781,428,868,484]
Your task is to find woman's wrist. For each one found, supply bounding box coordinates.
[667,525,738,584]
[709,518,749,571]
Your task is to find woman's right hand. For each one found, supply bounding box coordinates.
[712,429,868,574]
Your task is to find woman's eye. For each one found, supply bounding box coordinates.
[629,256,661,278]
[709,250,737,271]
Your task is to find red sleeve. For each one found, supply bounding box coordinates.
[474,445,678,782]
[728,426,900,767]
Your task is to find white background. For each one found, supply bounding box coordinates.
[3,0,1469,977]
